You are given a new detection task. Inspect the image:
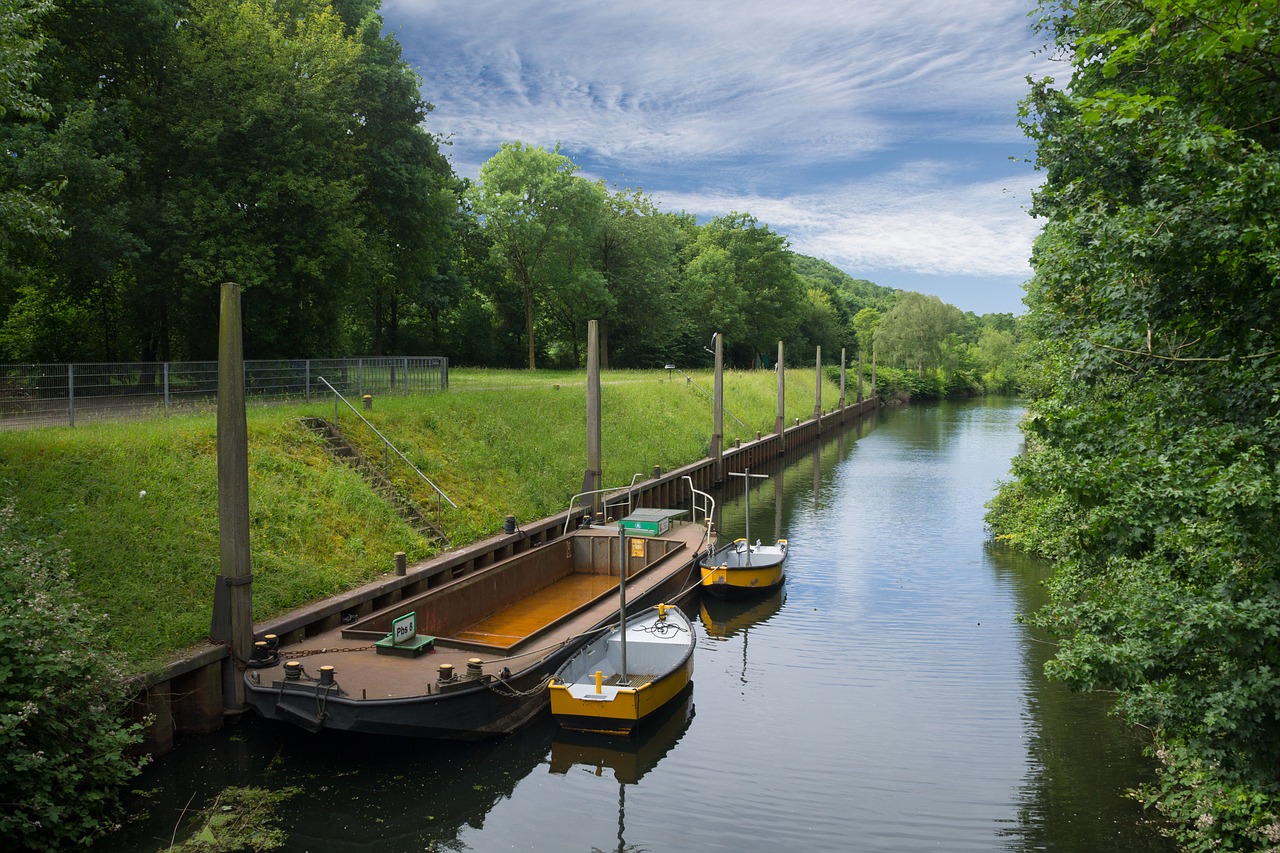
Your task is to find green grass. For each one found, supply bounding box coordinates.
[0,368,845,670]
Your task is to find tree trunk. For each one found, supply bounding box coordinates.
[599,310,610,369]
[372,289,385,356]
[524,287,536,369]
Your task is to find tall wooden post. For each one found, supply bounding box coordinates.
[858,351,865,404]
[214,282,252,710]
[871,347,877,401]
[585,319,602,515]
[839,348,847,408]
[813,346,822,430]
[774,340,785,438]
[712,333,724,484]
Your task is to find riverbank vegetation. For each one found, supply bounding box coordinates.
[987,1,1280,849]
[0,0,1020,396]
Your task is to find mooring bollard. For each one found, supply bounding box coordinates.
[362,394,373,410]
[395,551,406,577]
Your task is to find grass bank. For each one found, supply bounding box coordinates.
[0,368,847,671]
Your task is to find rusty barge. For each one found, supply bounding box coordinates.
[243,482,714,739]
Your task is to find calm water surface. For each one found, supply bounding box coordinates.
[103,400,1172,852]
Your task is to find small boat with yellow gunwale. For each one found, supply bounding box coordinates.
[698,467,788,599]
[549,600,695,736]
[699,536,787,598]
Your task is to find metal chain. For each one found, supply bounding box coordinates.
[279,645,374,659]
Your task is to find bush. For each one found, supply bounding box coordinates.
[0,502,146,851]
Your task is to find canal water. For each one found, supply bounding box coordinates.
[101,400,1172,852]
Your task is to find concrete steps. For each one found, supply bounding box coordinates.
[299,416,448,546]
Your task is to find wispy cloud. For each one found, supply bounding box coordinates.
[382,0,1049,312]
[658,167,1040,277]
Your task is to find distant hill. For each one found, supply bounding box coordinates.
[791,254,897,316]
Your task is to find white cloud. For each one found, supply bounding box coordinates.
[381,0,1050,307]
[388,0,1047,168]
[655,167,1041,281]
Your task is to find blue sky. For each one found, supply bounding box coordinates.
[380,0,1053,316]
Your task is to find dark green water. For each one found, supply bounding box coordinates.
[102,400,1173,852]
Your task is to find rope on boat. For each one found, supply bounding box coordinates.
[483,673,556,698]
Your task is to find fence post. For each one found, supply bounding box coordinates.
[305,360,311,401]
[358,359,363,396]
[68,364,75,427]
[164,362,170,415]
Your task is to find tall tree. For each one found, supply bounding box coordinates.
[343,6,461,356]
[148,0,364,358]
[872,291,963,376]
[0,0,63,246]
[680,213,801,366]
[591,186,686,368]
[468,142,604,369]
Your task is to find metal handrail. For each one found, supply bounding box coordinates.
[561,481,645,536]
[682,475,717,534]
[317,377,458,522]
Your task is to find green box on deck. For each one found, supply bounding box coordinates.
[618,508,686,537]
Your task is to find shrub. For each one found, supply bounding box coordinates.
[0,502,146,851]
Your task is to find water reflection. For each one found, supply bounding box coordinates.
[549,691,694,853]
[987,542,1169,852]
[105,716,559,852]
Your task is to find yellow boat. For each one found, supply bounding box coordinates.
[699,537,788,598]
[549,602,695,736]
[699,467,788,599]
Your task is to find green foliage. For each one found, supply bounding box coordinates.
[680,212,803,366]
[0,501,146,850]
[992,0,1280,846]
[0,0,459,362]
[873,291,964,377]
[0,1,1017,383]
[0,0,66,248]
[170,785,299,853]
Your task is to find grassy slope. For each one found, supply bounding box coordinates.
[0,368,843,670]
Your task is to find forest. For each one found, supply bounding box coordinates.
[988,0,1280,849]
[0,0,1018,393]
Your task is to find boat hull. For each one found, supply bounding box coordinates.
[549,605,695,736]
[698,538,787,599]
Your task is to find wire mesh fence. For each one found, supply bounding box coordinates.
[0,357,448,430]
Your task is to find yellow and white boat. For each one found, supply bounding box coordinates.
[549,602,695,736]
[699,537,788,598]
[699,467,788,599]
